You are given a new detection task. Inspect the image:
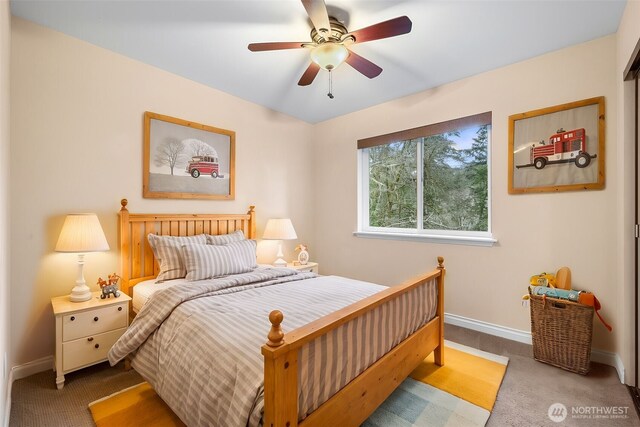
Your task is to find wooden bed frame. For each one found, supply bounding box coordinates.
[118,199,445,427]
[118,199,256,296]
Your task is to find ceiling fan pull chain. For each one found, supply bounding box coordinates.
[327,70,334,99]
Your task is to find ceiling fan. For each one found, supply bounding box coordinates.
[248,0,412,89]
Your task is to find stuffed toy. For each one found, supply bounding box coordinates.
[529,272,556,288]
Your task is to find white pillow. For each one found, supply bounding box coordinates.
[147,234,207,281]
[182,240,258,281]
[206,230,246,245]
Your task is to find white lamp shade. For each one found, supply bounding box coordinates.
[55,213,110,253]
[310,43,349,71]
[263,218,297,240]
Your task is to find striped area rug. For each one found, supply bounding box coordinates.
[89,341,508,427]
[364,341,509,426]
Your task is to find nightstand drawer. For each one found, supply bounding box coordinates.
[62,303,127,341]
[62,327,126,371]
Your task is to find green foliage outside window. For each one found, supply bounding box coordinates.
[368,125,489,232]
[369,140,418,228]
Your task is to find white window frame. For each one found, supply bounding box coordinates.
[355,123,497,247]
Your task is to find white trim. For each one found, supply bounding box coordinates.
[591,349,625,384]
[10,356,53,381]
[2,356,54,427]
[445,312,625,383]
[3,369,11,427]
[358,148,369,229]
[354,231,497,247]
[416,141,424,229]
[486,128,493,236]
[445,313,532,344]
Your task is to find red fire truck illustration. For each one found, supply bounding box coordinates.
[186,155,220,178]
[516,128,596,170]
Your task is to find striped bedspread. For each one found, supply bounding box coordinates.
[108,268,438,427]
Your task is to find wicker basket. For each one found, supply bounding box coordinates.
[529,292,594,375]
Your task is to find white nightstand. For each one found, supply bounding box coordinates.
[286,262,319,274]
[51,291,131,389]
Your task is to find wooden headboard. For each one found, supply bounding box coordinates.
[118,199,256,296]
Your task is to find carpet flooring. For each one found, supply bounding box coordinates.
[9,324,640,426]
[88,340,506,427]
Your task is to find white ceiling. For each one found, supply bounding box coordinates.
[10,0,626,123]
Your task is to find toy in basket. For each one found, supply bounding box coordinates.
[525,267,611,375]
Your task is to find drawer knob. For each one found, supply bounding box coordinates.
[118,307,122,312]
[94,344,100,349]
[70,316,75,321]
[87,337,93,342]
[94,316,99,322]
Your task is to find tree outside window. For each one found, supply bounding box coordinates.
[360,113,491,238]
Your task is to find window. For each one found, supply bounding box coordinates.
[356,112,495,246]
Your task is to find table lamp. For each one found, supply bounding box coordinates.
[55,213,110,302]
[263,218,297,267]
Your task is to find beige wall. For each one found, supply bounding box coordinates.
[312,36,620,354]
[1,0,10,422]
[9,17,314,366]
[8,13,634,381]
[616,0,640,385]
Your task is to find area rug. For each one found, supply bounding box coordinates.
[89,382,185,427]
[364,341,509,427]
[89,340,508,427]
[410,340,509,412]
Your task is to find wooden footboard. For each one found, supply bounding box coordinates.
[262,257,445,427]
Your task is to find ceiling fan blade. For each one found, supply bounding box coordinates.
[248,42,307,52]
[348,16,412,44]
[298,62,321,86]
[345,50,383,79]
[301,0,331,40]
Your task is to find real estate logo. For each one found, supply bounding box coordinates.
[548,402,568,423]
[547,402,630,422]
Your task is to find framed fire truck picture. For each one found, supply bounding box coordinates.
[508,96,605,194]
[143,111,235,200]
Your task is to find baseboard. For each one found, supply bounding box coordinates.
[3,369,11,427]
[2,355,53,427]
[10,356,53,382]
[445,312,533,345]
[445,312,625,383]
[591,349,625,383]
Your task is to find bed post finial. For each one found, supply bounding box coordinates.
[120,199,128,211]
[248,205,257,240]
[266,310,285,347]
[437,256,444,270]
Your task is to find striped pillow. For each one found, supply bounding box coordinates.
[182,240,258,281]
[147,234,207,281]
[206,230,246,245]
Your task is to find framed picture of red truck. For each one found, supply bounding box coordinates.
[508,97,605,194]
[143,112,235,200]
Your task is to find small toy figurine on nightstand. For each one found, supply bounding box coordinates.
[295,244,309,265]
[98,273,121,299]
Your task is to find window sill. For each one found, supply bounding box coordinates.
[353,231,497,247]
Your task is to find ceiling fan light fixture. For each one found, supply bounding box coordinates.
[310,43,348,71]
